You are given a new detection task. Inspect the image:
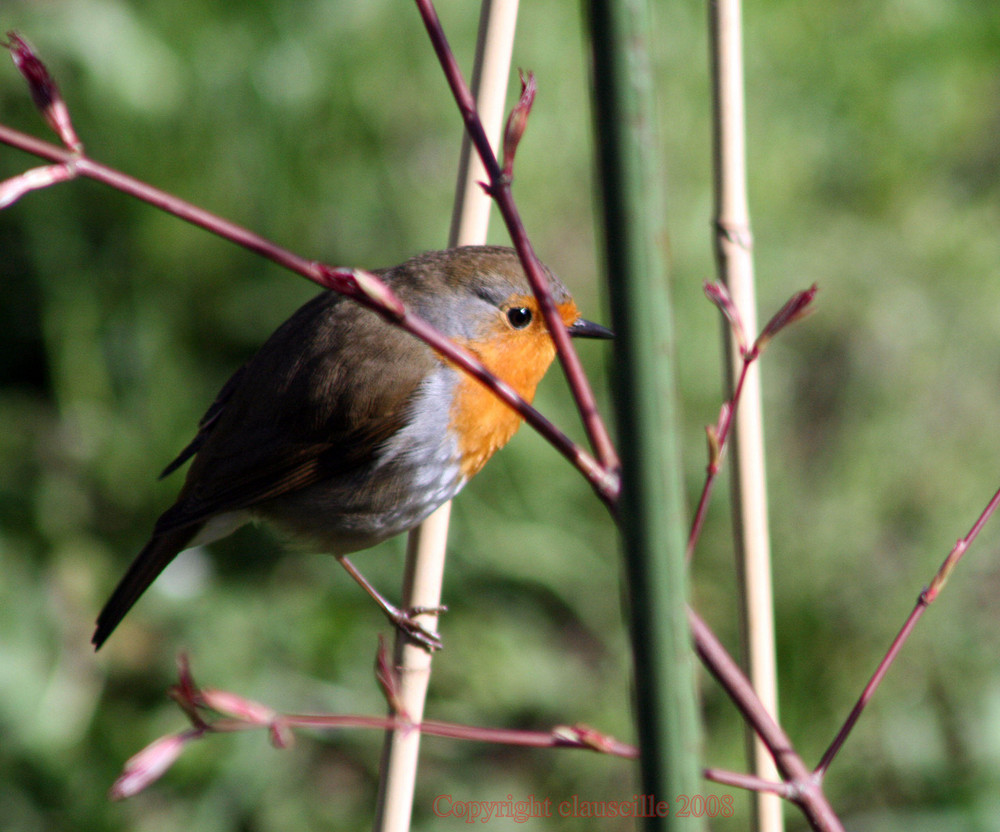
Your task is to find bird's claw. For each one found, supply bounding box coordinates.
[390,604,447,652]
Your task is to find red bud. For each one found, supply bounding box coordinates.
[754,283,818,354]
[704,281,748,357]
[5,31,82,152]
[110,732,193,800]
[501,70,536,180]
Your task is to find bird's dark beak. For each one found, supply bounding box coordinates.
[567,317,614,339]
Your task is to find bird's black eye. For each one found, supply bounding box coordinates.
[506,306,533,329]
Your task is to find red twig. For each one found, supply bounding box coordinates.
[109,657,638,799]
[703,768,792,797]
[686,359,751,560]
[1,30,619,504]
[0,125,616,506]
[689,608,845,832]
[688,281,818,559]
[412,0,620,479]
[816,481,1000,778]
[129,655,816,806]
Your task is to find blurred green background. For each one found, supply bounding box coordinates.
[3,0,1000,830]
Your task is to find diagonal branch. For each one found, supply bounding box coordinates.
[816,481,1000,778]
[412,0,620,477]
[0,121,617,506]
[689,608,845,832]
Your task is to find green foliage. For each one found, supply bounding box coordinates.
[2,0,1000,830]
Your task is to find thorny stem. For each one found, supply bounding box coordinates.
[412,0,621,479]
[0,122,617,508]
[816,481,1000,778]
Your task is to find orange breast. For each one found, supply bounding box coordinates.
[448,299,578,478]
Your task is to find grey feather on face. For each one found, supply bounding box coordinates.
[384,246,569,340]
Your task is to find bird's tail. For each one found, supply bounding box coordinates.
[92,524,202,649]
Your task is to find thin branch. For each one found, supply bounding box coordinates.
[687,350,752,559]
[703,768,793,797]
[0,121,616,506]
[688,282,818,559]
[815,481,1000,778]
[110,657,637,799]
[688,608,845,832]
[412,0,620,478]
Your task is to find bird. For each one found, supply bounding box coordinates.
[92,245,611,651]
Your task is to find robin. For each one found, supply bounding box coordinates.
[92,245,611,650]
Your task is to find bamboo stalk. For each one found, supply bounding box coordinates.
[449,0,520,248]
[371,3,519,830]
[707,1,781,830]
[586,0,704,827]
[372,505,452,832]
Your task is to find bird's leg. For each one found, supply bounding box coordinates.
[337,555,446,651]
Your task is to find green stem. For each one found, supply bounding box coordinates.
[585,0,704,827]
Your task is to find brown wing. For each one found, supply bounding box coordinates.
[93,290,436,649]
[153,289,437,534]
[159,363,248,479]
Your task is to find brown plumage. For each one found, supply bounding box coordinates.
[93,246,611,649]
